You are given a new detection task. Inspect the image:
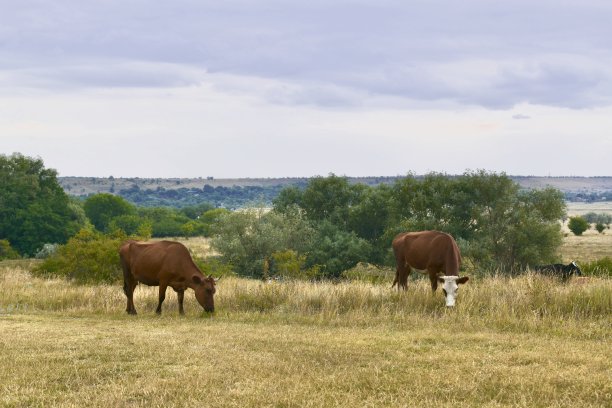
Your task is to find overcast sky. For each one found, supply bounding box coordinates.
[1,0,611,177]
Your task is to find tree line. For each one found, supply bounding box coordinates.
[2,153,568,280]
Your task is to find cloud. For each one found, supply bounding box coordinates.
[512,114,531,120]
[1,1,612,110]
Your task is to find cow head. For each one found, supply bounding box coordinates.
[570,261,582,276]
[437,276,469,307]
[193,275,217,312]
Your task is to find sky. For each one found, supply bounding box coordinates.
[1,0,611,178]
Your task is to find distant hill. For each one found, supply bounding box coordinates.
[58,176,612,208]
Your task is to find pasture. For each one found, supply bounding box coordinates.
[1,231,611,407]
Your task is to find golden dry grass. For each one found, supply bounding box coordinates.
[1,264,611,407]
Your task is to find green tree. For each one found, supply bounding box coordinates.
[84,193,135,232]
[299,174,362,228]
[211,208,314,278]
[34,227,129,284]
[595,223,605,234]
[0,239,20,260]
[0,153,84,256]
[568,216,590,236]
[305,221,373,278]
[385,171,566,271]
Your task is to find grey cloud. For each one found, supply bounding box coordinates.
[512,114,531,120]
[2,1,612,109]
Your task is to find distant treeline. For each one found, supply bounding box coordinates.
[117,183,310,208]
[112,183,612,209]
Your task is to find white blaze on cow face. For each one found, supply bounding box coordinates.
[437,276,469,307]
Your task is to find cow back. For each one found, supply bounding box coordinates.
[393,231,461,275]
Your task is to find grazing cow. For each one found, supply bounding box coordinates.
[392,231,469,307]
[119,240,217,315]
[534,261,582,280]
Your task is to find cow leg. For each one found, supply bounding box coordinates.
[123,277,138,315]
[428,268,440,292]
[393,256,410,291]
[156,283,168,315]
[175,288,185,315]
[128,281,138,315]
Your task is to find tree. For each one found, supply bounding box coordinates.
[83,193,135,232]
[0,153,84,256]
[382,171,566,271]
[568,216,590,236]
[210,208,314,278]
[595,223,605,234]
[0,239,20,260]
[299,174,362,228]
[305,221,373,278]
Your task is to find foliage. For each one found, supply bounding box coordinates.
[341,262,394,284]
[273,171,566,272]
[271,250,322,280]
[84,193,136,232]
[580,257,612,277]
[568,216,590,236]
[0,239,20,260]
[210,208,315,278]
[34,243,59,259]
[33,227,129,284]
[192,256,236,278]
[595,223,606,234]
[0,153,84,256]
[138,207,190,237]
[305,221,373,278]
[118,183,295,209]
[582,212,612,225]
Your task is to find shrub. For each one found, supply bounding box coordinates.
[34,243,59,259]
[0,239,20,260]
[33,227,129,284]
[568,216,590,236]
[193,256,235,278]
[581,257,612,277]
[341,262,394,284]
[271,250,322,280]
[595,223,605,234]
[210,208,315,278]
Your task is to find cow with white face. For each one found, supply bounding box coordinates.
[392,231,470,307]
[438,276,469,307]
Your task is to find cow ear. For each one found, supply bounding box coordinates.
[457,276,469,284]
[437,277,445,283]
[192,275,203,284]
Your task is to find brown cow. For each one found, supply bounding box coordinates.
[119,240,217,315]
[392,231,469,307]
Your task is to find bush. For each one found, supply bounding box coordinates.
[271,250,322,280]
[306,222,373,278]
[193,256,236,278]
[34,243,59,259]
[341,262,394,284]
[210,208,315,278]
[595,223,606,234]
[33,227,129,284]
[568,216,590,236]
[0,239,20,260]
[581,257,612,277]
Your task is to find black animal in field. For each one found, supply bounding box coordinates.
[533,261,582,280]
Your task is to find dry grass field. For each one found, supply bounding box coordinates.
[561,202,612,263]
[1,260,611,407]
[1,208,611,407]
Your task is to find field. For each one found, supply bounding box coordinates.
[1,230,611,407]
[561,202,612,262]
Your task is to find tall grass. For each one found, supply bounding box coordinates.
[2,265,609,330]
[1,263,610,407]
